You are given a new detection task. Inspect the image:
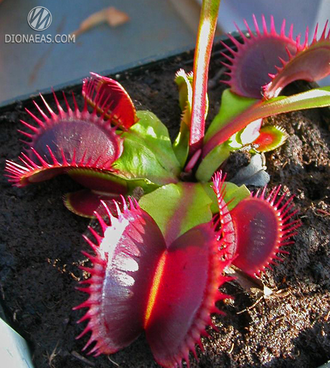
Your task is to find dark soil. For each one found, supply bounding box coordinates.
[0,40,329,368]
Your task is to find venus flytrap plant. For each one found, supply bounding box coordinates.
[4,1,330,367]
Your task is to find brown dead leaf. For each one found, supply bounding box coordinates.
[72,7,130,37]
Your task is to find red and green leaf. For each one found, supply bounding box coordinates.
[74,199,166,355]
[264,22,330,98]
[174,69,209,167]
[229,187,301,275]
[188,0,221,157]
[5,92,123,188]
[252,125,288,152]
[82,72,138,129]
[222,15,301,98]
[203,86,330,158]
[139,182,213,246]
[204,89,257,144]
[64,189,124,218]
[212,173,301,276]
[146,223,230,367]
[222,16,330,99]
[76,198,230,366]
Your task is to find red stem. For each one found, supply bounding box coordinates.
[188,0,221,158]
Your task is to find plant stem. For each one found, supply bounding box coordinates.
[188,0,221,158]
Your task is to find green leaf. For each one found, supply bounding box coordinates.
[175,69,193,113]
[201,181,250,213]
[203,87,330,157]
[139,182,213,245]
[173,123,190,168]
[115,110,181,185]
[195,142,231,182]
[173,69,209,168]
[173,70,193,167]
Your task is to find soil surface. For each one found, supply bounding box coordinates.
[0,40,329,368]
